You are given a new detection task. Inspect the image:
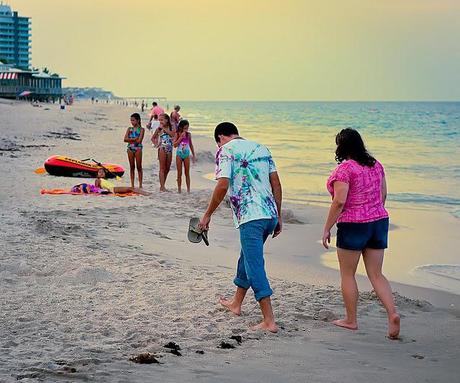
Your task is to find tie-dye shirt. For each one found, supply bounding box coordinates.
[215,139,278,228]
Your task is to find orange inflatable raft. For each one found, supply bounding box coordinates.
[44,156,124,178]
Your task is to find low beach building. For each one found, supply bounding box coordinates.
[0,4,64,101]
[0,60,64,101]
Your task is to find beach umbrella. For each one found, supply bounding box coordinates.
[19,90,32,97]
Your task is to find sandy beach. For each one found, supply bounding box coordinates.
[1,100,459,382]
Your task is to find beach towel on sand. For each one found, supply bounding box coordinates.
[40,188,139,197]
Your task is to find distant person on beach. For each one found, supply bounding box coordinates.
[149,114,160,148]
[199,122,282,333]
[123,113,145,188]
[148,101,165,128]
[170,105,181,131]
[95,168,150,195]
[173,119,195,193]
[322,128,400,339]
[149,114,160,131]
[152,113,174,191]
[141,100,145,112]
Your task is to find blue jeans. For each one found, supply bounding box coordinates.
[234,218,277,301]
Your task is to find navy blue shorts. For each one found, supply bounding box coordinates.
[336,218,389,251]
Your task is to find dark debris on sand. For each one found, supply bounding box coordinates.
[164,342,181,351]
[230,335,243,344]
[164,342,182,356]
[0,138,50,156]
[44,127,81,140]
[219,341,236,349]
[129,353,161,364]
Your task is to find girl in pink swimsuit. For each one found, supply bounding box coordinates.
[173,120,196,193]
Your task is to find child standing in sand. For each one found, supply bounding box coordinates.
[173,120,196,193]
[124,113,145,188]
[152,113,175,191]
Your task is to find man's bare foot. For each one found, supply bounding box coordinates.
[219,297,241,316]
[332,319,358,330]
[250,321,278,333]
[160,187,167,192]
[388,313,400,339]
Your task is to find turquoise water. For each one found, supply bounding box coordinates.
[178,101,460,214]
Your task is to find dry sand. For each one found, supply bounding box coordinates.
[0,100,459,382]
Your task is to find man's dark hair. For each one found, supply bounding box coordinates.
[152,101,158,106]
[214,122,239,143]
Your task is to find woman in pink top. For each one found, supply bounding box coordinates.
[322,128,400,339]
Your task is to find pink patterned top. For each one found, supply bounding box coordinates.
[327,159,389,223]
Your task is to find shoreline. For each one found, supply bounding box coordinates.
[1,100,459,381]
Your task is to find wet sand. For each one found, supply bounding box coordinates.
[0,100,459,382]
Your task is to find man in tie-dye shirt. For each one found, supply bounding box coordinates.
[199,122,283,333]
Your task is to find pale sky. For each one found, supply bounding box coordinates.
[12,0,460,100]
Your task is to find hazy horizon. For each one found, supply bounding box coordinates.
[12,0,460,101]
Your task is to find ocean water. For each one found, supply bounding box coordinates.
[177,101,460,294]
[180,101,460,211]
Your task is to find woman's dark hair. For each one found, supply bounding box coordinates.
[177,119,189,134]
[160,113,172,129]
[214,122,239,143]
[335,128,376,167]
[130,113,141,127]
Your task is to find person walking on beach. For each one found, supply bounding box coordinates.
[170,105,181,131]
[173,119,196,193]
[322,128,400,339]
[199,122,282,333]
[124,113,145,188]
[148,101,164,128]
[152,113,174,191]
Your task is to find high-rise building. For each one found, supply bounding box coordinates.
[0,3,31,69]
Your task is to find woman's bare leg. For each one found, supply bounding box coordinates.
[363,248,400,339]
[176,156,182,193]
[184,156,191,193]
[135,149,143,188]
[127,150,135,188]
[334,248,361,330]
[158,149,167,191]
